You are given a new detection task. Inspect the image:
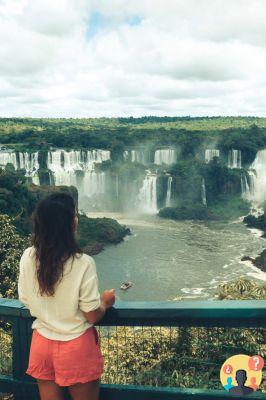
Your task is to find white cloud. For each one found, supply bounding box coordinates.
[0,0,266,116]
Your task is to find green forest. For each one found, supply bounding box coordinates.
[0,117,266,166]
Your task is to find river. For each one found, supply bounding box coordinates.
[88,212,266,301]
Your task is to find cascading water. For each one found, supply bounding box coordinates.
[123,150,129,161]
[32,174,40,185]
[0,148,185,214]
[205,149,220,163]
[228,149,242,169]
[0,151,18,169]
[137,173,158,213]
[124,149,151,164]
[241,174,250,199]
[0,151,39,180]
[18,152,39,176]
[247,149,266,203]
[115,175,119,198]
[201,178,207,206]
[131,150,147,164]
[154,149,176,165]
[165,176,172,207]
[79,171,106,198]
[47,149,110,197]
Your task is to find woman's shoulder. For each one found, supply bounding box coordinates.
[73,252,96,272]
[21,246,36,259]
[74,252,95,265]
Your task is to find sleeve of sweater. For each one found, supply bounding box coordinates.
[18,248,30,309]
[78,256,101,313]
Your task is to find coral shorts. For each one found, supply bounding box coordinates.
[26,327,104,387]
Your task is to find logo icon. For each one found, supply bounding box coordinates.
[220,354,264,396]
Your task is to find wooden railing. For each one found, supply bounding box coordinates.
[0,298,265,399]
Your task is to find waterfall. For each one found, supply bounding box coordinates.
[241,174,250,199]
[165,176,172,207]
[85,149,110,169]
[62,150,84,171]
[137,174,157,213]
[32,174,40,185]
[79,171,106,197]
[201,178,207,206]
[205,149,220,163]
[123,150,129,161]
[115,174,119,198]
[228,149,242,169]
[0,148,110,197]
[18,152,39,176]
[129,149,150,164]
[247,149,266,203]
[47,149,109,197]
[154,148,176,165]
[0,151,39,181]
[0,151,18,170]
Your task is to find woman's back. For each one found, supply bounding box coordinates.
[18,192,114,399]
[18,246,101,341]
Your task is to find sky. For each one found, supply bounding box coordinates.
[0,0,266,117]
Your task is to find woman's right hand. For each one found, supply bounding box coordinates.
[101,289,115,309]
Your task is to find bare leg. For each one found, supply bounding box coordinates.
[68,379,99,400]
[37,379,65,400]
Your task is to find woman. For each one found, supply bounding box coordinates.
[18,193,115,400]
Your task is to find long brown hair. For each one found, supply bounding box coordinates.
[32,193,82,296]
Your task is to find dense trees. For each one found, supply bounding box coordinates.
[1,117,266,165]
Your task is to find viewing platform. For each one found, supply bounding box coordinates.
[0,298,265,399]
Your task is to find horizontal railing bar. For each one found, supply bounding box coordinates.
[0,378,265,400]
[0,299,24,317]
[99,384,266,399]
[0,298,266,327]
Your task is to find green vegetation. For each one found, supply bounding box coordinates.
[0,165,78,235]
[1,117,266,165]
[158,156,250,220]
[77,214,130,255]
[207,195,250,219]
[158,205,209,220]
[0,215,28,299]
[159,197,249,221]
[217,278,266,300]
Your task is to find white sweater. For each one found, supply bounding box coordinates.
[18,247,101,341]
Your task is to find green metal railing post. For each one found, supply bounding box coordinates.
[11,315,35,400]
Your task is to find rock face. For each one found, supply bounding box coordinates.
[243,213,266,235]
[242,213,266,273]
[241,252,266,273]
[252,250,266,273]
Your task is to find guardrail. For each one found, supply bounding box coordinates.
[0,298,265,399]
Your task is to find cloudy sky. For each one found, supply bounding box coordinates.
[0,0,266,117]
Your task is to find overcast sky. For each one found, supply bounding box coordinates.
[0,0,266,117]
